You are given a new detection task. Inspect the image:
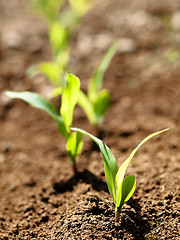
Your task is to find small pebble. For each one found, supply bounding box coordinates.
[117,38,137,53]
[0,93,11,107]
[15,152,28,162]
[1,27,24,50]
[0,154,5,163]
[171,11,180,31]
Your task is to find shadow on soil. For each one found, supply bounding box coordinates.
[53,169,108,193]
[53,170,151,240]
[117,198,151,240]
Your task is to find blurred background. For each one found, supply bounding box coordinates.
[0,0,179,239]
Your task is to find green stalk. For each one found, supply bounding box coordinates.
[115,207,120,223]
[72,161,77,174]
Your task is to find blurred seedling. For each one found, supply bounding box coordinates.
[71,127,169,222]
[29,0,117,126]
[29,0,95,86]
[78,42,118,126]
[5,73,82,173]
[164,48,180,63]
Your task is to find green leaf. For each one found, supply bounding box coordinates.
[26,65,39,78]
[32,0,65,23]
[50,86,63,98]
[93,89,110,122]
[38,62,62,86]
[104,159,116,202]
[116,175,136,209]
[88,42,117,101]
[66,132,83,162]
[5,91,68,139]
[71,127,118,176]
[69,0,92,17]
[49,21,68,56]
[60,73,80,132]
[71,127,118,202]
[115,128,169,188]
[77,90,97,125]
[56,48,69,64]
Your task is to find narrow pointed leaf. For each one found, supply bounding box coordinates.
[88,42,117,101]
[5,91,58,119]
[38,62,62,86]
[77,90,97,125]
[71,127,118,201]
[71,127,118,175]
[60,73,80,131]
[66,132,83,163]
[32,0,66,23]
[5,91,68,139]
[26,64,39,78]
[50,86,63,98]
[49,21,68,56]
[69,0,92,17]
[115,128,169,188]
[104,160,116,202]
[116,175,136,209]
[93,89,110,122]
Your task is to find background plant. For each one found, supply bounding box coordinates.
[71,127,169,222]
[77,42,118,126]
[29,0,118,127]
[6,73,82,173]
[52,42,118,126]
[29,0,96,86]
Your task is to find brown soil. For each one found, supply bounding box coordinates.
[0,0,179,239]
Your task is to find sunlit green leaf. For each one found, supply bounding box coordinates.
[66,132,83,162]
[93,89,110,122]
[165,48,180,63]
[69,0,92,17]
[50,86,63,98]
[71,127,118,201]
[32,0,65,23]
[26,65,39,78]
[38,62,62,86]
[115,128,169,188]
[77,90,97,125]
[116,175,136,209]
[104,158,116,202]
[49,21,68,56]
[56,48,69,64]
[5,91,68,139]
[71,127,118,176]
[88,42,117,101]
[60,74,80,132]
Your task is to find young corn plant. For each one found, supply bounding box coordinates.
[29,0,68,86]
[30,0,115,126]
[71,127,169,222]
[29,0,95,87]
[77,42,118,126]
[5,73,82,173]
[30,0,117,125]
[51,42,118,126]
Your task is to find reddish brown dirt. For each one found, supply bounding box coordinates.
[0,0,179,239]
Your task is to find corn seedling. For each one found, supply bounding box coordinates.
[31,0,65,23]
[71,127,169,222]
[30,0,116,126]
[78,42,118,125]
[29,0,95,86]
[5,73,82,173]
[52,42,118,125]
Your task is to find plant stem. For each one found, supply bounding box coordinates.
[115,208,120,223]
[73,162,77,174]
